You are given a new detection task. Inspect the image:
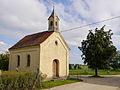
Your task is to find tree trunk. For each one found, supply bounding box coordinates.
[95,68,98,77]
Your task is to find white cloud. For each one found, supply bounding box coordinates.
[0,0,48,39]
[59,0,120,49]
[0,42,10,53]
[112,35,120,47]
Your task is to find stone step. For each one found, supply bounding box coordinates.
[51,78,65,81]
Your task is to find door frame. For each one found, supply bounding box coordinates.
[53,59,59,78]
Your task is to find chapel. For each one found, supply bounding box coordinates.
[9,8,70,80]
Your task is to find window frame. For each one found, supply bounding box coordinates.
[27,55,30,67]
[17,55,20,67]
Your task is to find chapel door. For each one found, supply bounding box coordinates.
[53,60,59,78]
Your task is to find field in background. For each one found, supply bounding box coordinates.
[69,65,120,75]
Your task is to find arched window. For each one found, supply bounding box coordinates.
[50,21,53,26]
[17,55,20,66]
[27,55,30,67]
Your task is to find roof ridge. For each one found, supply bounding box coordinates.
[27,31,54,36]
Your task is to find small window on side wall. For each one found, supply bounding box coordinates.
[27,55,30,67]
[17,55,20,67]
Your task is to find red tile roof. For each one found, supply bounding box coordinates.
[9,31,54,49]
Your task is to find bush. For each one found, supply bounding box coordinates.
[69,64,74,70]
[0,53,9,71]
[0,71,47,90]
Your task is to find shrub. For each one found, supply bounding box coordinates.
[0,71,47,90]
[0,53,9,71]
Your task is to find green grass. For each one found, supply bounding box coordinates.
[36,78,81,89]
[69,66,120,75]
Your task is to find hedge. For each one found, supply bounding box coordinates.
[0,71,42,90]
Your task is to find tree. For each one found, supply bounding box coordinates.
[74,64,78,69]
[0,52,9,70]
[110,51,120,70]
[74,64,81,69]
[69,64,72,70]
[69,64,74,70]
[78,64,82,70]
[79,26,116,77]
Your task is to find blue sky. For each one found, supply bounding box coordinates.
[0,0,120,64]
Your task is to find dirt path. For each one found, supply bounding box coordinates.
[45,75,120,90]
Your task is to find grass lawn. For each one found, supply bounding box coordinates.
[69,66,120,75]
[36,78,82,89]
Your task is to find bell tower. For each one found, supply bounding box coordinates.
[48,7,59,32]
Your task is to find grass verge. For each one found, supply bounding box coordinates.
[36,78,82,89]
[70,65,120,75]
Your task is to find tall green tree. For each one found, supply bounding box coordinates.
[79,26,116,76]
[0,52,9,70]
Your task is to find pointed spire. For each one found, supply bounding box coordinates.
[53,5,55,10]
[51,7,55,17]
[48,6,56,20]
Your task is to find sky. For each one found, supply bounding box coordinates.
[0,0,120,64]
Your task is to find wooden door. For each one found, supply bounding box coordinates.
[53,60,59,78]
